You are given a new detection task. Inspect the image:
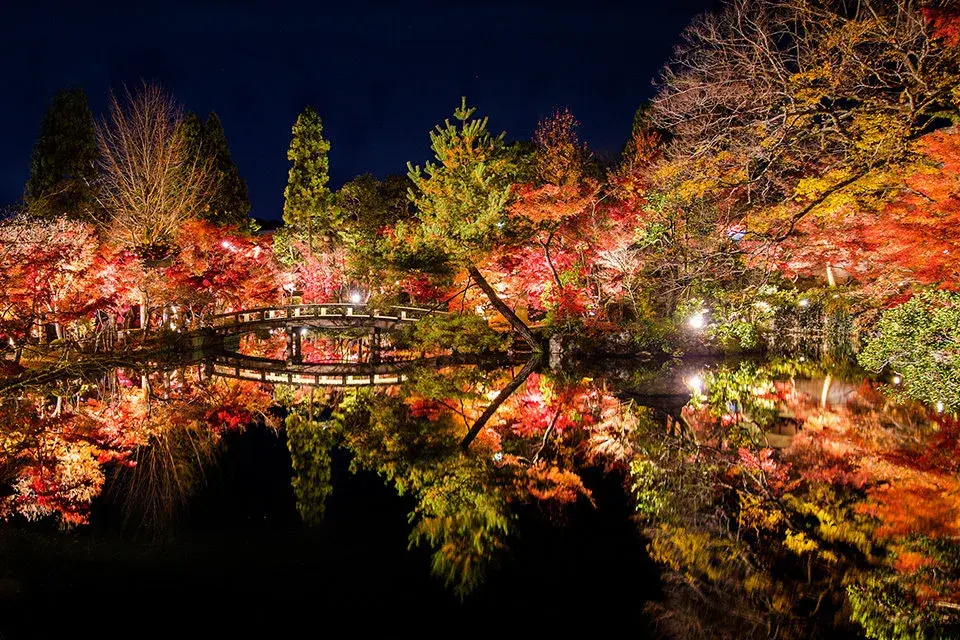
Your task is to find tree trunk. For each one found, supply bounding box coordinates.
[467,265,540,351]
[140,290,149,334]
[461,356,539,449]
[540,231,563,288]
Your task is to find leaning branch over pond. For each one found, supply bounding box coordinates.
[460,355,539,450]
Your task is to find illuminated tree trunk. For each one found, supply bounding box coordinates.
[466,265,540,351]
[140,290,149,333]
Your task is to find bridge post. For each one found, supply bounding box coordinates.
[370,327,381,364]
[286,326,303,365]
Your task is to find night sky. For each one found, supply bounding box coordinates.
[1,0,719,221]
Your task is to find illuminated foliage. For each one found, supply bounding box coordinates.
[626,359,960,638]
[858,290,960,410]
[653,0,960,246]
[407,98,538,348]
[283,106,337,253]
[285,412,334,525]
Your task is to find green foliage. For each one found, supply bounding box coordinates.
[693,362,777,438]
[285,412,335,525]
[335,391,510,598]
[407,97,517,262]
[392,314,508,355]
[629,457,667,519]
[859,290,960,411]
[408,453,511,599]
[635,220,670,249]
[333,174,451,293]
[336,173,412,241]
[404,366,487,406]
[848,568,960,640]
[25,88,98,220]
[336,392,459,493]
[283,107,338,248]
[379,223,452,274]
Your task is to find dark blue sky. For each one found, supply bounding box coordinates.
[1,0,718,221]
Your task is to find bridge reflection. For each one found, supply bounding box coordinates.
[207,352,458,387]
[208,303,444,367]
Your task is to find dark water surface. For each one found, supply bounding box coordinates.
[0,339,956,638]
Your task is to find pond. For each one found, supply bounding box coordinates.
[0,330,957,638]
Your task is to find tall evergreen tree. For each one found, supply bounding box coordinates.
[283,107,337,253]
[336,173,413,239]
[203,113,251,227]
[181,111,251,228]
[25,88,98,220]
[407,98,539,350]
[180,111,205,156]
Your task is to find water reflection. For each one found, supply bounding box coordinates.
[0,337,957,636]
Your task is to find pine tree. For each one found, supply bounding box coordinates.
[25,88,98,220]
[203,113,251,227]
[181,111,251,228]
[283,106,336,253]
[408,98,539,350]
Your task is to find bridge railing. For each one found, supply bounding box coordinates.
[211,362,406,387]
[209,303,442,328]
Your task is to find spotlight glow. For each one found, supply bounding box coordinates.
[350,292,362,304]
[687,374,704,393]
[892,375,902,385]
[688,313,706,329]
[799,298,810,307]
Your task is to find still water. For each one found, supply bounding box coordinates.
[0,331,956,638]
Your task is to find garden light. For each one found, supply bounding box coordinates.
[688,312,706,330]
[686,374,704,393]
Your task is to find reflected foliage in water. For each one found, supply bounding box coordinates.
[633,359,960,639]
[0,338,958,637]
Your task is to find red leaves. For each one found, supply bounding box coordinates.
[288,242,344,304]
[738,447,797,494]
[499,373,599,438]
[399,273,449,304]
[164,220,280,314]
[521,461,592,505]
[924,7,960,47]
[768,127,960,296]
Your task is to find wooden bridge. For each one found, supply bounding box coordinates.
[207,303,444,366]
[209,303,441,335]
